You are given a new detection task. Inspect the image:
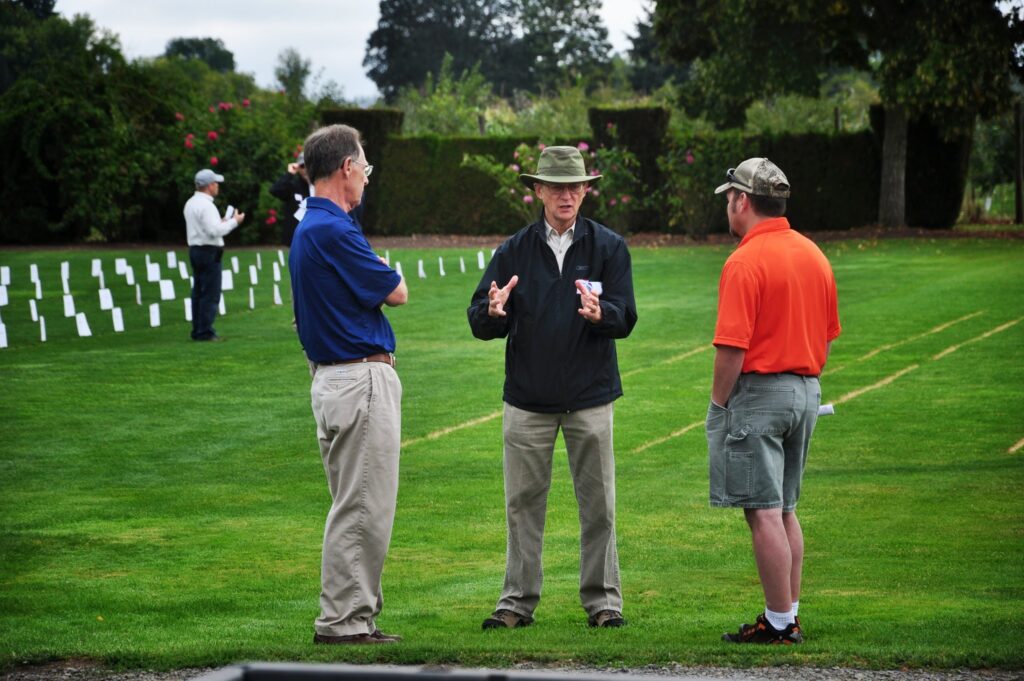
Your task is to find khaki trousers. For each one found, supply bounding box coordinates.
[310,362,401,636]
[497,401,623,618]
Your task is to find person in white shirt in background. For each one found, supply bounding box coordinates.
[184,168,245,342]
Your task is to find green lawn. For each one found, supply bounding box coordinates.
[1,238,1022,671]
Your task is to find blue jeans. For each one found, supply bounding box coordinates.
[189,245,223,340]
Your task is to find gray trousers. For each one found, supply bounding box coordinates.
[310,362,401,636]
[497,401,623,617]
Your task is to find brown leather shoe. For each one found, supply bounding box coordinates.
[369,629,402,642]
[588,610,626,628]
[481,609,533,629]
[313,631,399,645]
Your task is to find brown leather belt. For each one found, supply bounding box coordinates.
[321,353,395,368]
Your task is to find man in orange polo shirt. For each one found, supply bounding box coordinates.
[706,157,841,644]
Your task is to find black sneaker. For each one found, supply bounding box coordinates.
[482,609,533,629]
[722,613,802,644]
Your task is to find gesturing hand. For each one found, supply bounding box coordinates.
[488,275,519,317]
[576,279,602,323]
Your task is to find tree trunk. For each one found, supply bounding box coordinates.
[879,104,907,228]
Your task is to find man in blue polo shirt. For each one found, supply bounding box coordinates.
[289,124,407,645]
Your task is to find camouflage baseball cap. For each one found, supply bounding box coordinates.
[714,157,790,198]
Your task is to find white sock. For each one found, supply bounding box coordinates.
[792,600,800,618]
[765,607,794,631]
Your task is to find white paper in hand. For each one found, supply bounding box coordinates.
[225,205,235,219]
[817,403,835,416]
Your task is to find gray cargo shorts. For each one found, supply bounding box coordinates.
[706,373,821,512]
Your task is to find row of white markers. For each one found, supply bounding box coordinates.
[0,249,492,349]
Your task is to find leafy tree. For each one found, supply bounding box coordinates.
[511,0,612,92]
[395,53,494,135]
[164,36,235,73]
[654,0,1024,227]
[275,47,311,103]
[626,1,688,94]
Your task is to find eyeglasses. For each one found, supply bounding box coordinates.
[349,158,374,177]
[725,168,750,190]
[541,182,586,195]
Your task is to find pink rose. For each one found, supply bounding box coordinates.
[265,216,277,225]
[538,143,546,150]
[174,112,185,121]
[577,142,589,151]
[591,189,600,197]
[513,150,519,159]
[510,164,520,172]
[184,139,194,149]
[621,196,631,204]
[207,131,218,141]
[523,195,534,203]
[208,106,215,113]
[242,99,251,107]
[609,198,617,206]
[685,150,695,164]
[209,156,219,166]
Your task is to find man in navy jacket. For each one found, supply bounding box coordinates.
[468,146,637,630]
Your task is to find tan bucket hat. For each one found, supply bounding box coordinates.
[519,146,601,189]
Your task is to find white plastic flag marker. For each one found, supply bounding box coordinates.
[417,259,426,279]
[248,287,255,310]
[39,315,46,342]
[96,271,105,290]
[149,303,160,327]
[135,284,142,305]
[178,261,189,279]
[384,250,390,265]
[167,251,177,269]
[98,289,113,310]
[34,279,41,300]
[91,258,102,277]
[75,312,92,337]
[278,249,285,267]
[438,257,446,277]
[221,269,234,291]
[395,261,403,278]
[218,294,226,316]
[63,294,76,317]
[61,261,70,281]
[61,276,70,296]
[147,262,161,283]
[0,323,7,349]
[491,248,496,257]
[145,253,152,266]
[272,261,281,282]
[159,280,175,301]
[184,298,192,322]
[460,257,466,273]
[231,256,240,274]
[125,266,135,286]
[114,258,127,275]
[0,286,7,306]
[817,403,835,416]
[30,263,39,283]
[272,284,282,306]
[0,266,10,286]
[256,253,263,270]
[477,251,485,269]
[29,299,38,322]
[112,307,125,333]
[189,276,193,287]
[249,265,258,286]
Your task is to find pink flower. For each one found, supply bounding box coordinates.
[174,112,185,121]
[523,195,534,203]
[591,189,600,197]
[242,99,251,107]
[577,142,589,151]
[207,131,218,141]
[218,101,233,111]
[209,156,219,166]
[208,106,215,113]
[606,122,614,129]
[184,139,194,149]
[608,198,617,206]
[621,195,631,204]
[186,132,195,139]
[513,150,519,159]
[538,143,546,150]
[510,164,520,172]
[590,169,599,176]
[265,216,277,225]
[268,208,277,215]
[685,150,695,165]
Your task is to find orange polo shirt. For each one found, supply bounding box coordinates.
[713,217,841,376]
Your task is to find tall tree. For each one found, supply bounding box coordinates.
[512,0,612,92]
[626,1,688,94]
[275,47,311,103]
[655,0,1024,227]
[164,36,235,73]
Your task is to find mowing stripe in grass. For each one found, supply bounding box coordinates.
[833,364,920,404]
[401,410,502,448]
[931,317,1023,360]
[632,419,704,453]
[1009,438,1024,454]
[824,310,984,376]
[621,344,711,378]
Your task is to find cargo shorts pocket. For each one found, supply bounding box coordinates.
[724,429,753,499]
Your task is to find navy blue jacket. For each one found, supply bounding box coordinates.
[467,215,637,413]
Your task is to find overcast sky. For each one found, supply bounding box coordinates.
[57,0,652,102]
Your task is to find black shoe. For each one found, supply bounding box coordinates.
[588,609,626,628]
[482,609,533,629]
[314,631,398,645]
[722,613,802,644]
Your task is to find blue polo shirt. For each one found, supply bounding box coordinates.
[289,197,401,363]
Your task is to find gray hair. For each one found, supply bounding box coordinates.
[302,124,363,184]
